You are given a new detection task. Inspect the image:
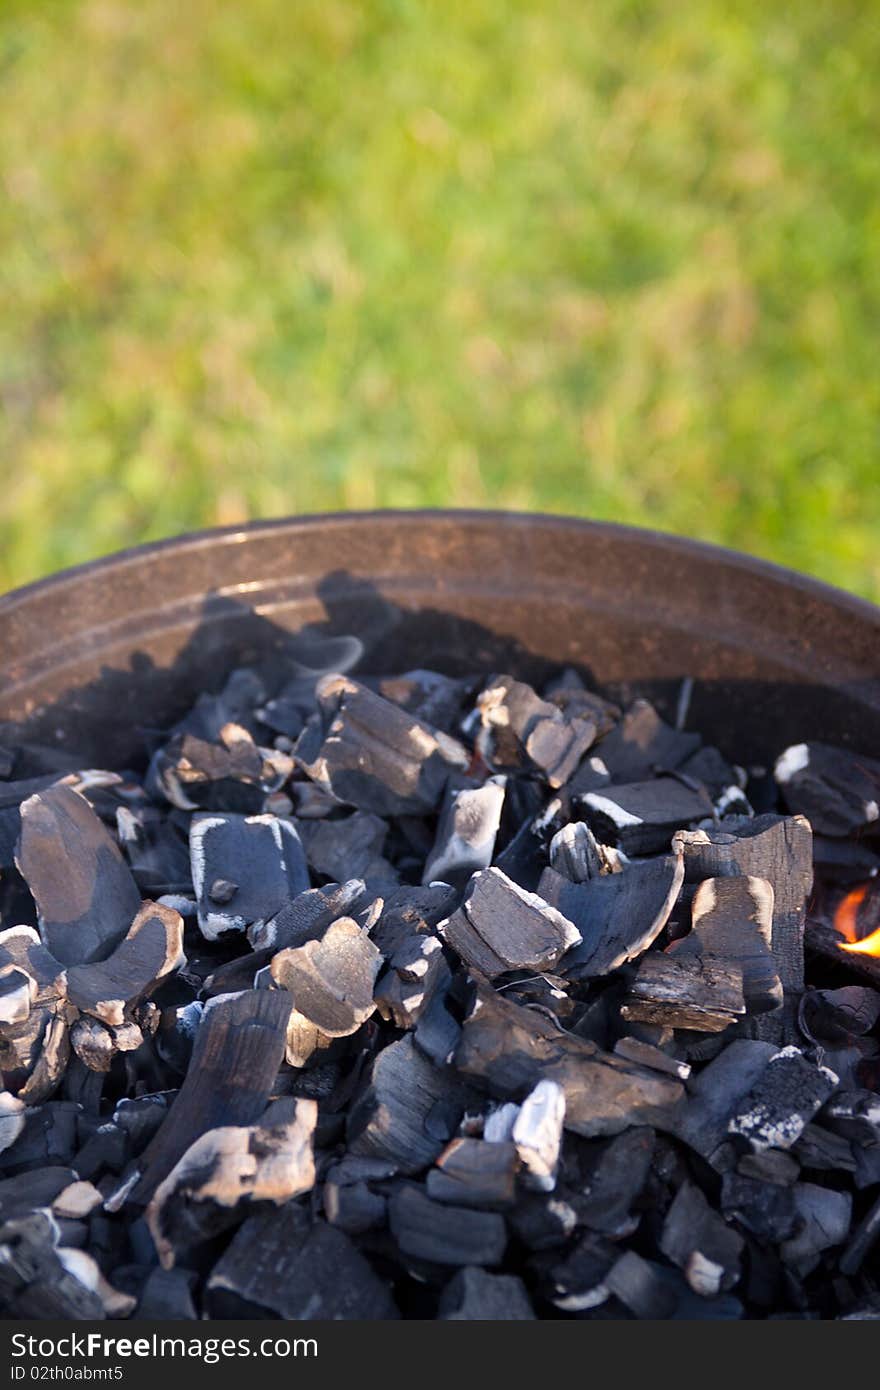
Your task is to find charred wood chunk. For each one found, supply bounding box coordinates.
[780,1183,852,1276]
[774,741,880,837]
[672,1039,777,1159]
[540,851,683,980]
[413,981,462,1068]
[67,900,184,1028]
[190,812,309,940]
[374,933,449,1030]
[438,1266,535,1319]
[295,674,470,817]
[839,1190,880,1276]
[137,1266,198,1320]
[146,1099,317,1268]
[660,1180,744,1296]
[820,1089,880,1146]
[208,1204,398,1319]
[0,1211,105,1319]
[566,1127,655,1236]
[147,722,289,815]
[593,698,701,784]
[131,988,292,1203]
[378,669,471,733]
[454,981,684,1138]
[423,779,506,889]
[439,867,581,979]
[613,1038,691,1080]
[548,821,607,883]
[673,814,812,1042]
[323,1163,388,1235]
[250,877,374,952]
[0,1167,77,1223]
[0,1100,80,1177]
[582,777,712,856]
[348,1035,477,1173]
[727,1046,839,1152]
[389,1182,507,1267]
[800,987,880,1045]
[270,916,382,1066]
[605,1250,678,1319]
[477,674,598,787]
[116,806,192,897]
[621,952,745,1033]
[15,785,141,965]
[545,1232,616,1312]
[298,811,399,888]
[1,1006,70,1106]
[426,1137,519,1208]
[720,1171,800,1242]
[673,876,782,1016]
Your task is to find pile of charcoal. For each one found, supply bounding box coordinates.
[1,649,880,1321]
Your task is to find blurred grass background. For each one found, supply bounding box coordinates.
[1,0,878,598]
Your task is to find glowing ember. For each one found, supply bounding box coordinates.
[834,882,880,956]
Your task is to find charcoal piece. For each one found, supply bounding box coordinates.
[821,1089,880,1146]
[673,876,781,1018]
[571,1127,655,1236]
[270,916,382,1066]
[477,674,598,787]
[156,1001,203,1075]
[582,778,712,856]
[605,1250,677,1319]
[3,1008,71,1106]
[249,877,371,952]
[208,1205,398,1319]
[774,741,880,837]
[112,1094,170,1157]
[0,1100,80,1175]
[137,1266,199,1320]
[548,821,605,882]
[439,867,581,979]
[546,1233,616,1311]
[562,755,613,802]
[511,1079,565,1191]
[853,1143,880,1189]
[494,796,566,893]
[539,852,683,980]
[374,933,449,1030]
[426,1138,519,1208]
[413,983,461,1068]
[792,1124,855,1174]
[812,835,880,883]
[728,1046,839,1152]
[348,1035,476,1173]
[679,745,744,801]
[454,981,684,1137]
[0,1166,77,1222]
[673,1039,778,1159]
[509,1194,577,1250]
[116,807,192,896]
[389,1182,507,1267]
[66,900,184,1027]
[147,723,281,814]
[614,1037,691,1080]
[130,988,292,1203]
[423,778,506,889]
[621,952,745,1032]
[594,699,701,784]
[378,669,470,733]
[439,1266,535,1319]
[780,1184,852,1275]
[839,1191,880,1276]
[324,1178,388,1235]
[0,1211,105,1319]
[190,812,309,939]
[295,674,470,817]
[15,784,141,965]
[146,1100,317,1268]
[298,811,398,888]
[800,987,880,1045]
[737,1148,800,1185]
[0,925,66,1005]
[673,814,813,1041]
[0,1094,25,1155]
[74,1122,128,1181]
[660,1180,744,1296]
[720,1172,800,1242]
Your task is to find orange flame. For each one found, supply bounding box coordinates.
[834,882,880,957]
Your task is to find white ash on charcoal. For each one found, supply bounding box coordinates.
[727,1046,839,1152]
[581,777,713,856]
[190,812,309,939]
[775,741,880,837]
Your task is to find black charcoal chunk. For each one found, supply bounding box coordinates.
[298,811,399,887]
[774,742,880,837]
[673,1039,778,1159]
[295,674,470,817]
[208,1205,398,1319]
[374,932,448,1030]
[780,1184,852,1275]
[582,777,712,856]
[675,876,781,1017]
[613,1037,691,1080]
[540,852,683,980]
[570,1127,655,1236]
[594,699,701,784]
[439,1266,535,1319]
[728,1047,839,1152]
[800,987,880,1045]
[839,1190,880,1276]
[378,669,470,733]
[137,1266,198,1320]
[423,779,506,889]
[439,867,581,979]
[545,1233,616,1311]
[270,916,382,1066]
[427,1138,519,1208]
[721,1172,800,1242]
[389,1183,507,1267]
[477,674,599,787]
[16,784,141,965]
[821,1089,880,1146]
[190,812,309,939]
[622,952,746,1033]
[348,1035,476,1173]
[605,1250,677,1319]
[67,900,184,1027]
[792,1123,855,1174]
[250,877,372,952]
[660,1180,744,1296]
[454,981,684,1138]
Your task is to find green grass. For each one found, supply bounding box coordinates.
[1,0,879,598]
